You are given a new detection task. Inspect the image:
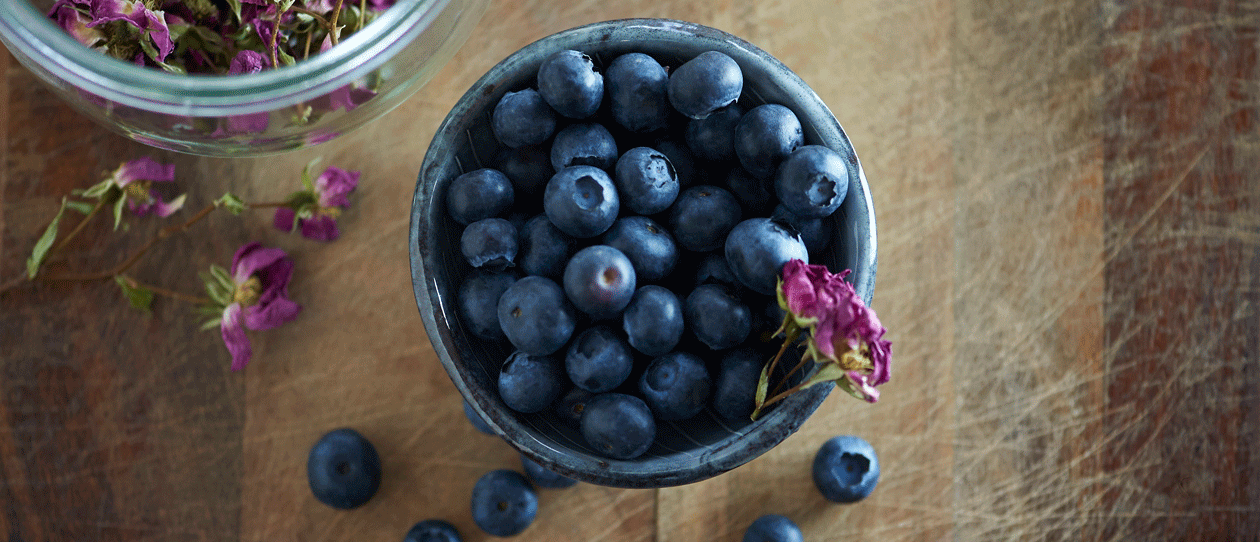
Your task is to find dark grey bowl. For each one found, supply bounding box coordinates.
[409,18,877,488]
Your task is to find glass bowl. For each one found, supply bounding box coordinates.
[0,0,488,156]
[409,18,878,488]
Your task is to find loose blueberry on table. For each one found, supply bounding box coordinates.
[404,519,462,542]
[813,435,881,503]
[742,514,804,542]
[470,469,538,537]
[306,428,382,510]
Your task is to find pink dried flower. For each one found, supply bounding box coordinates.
[752,260,892,418]
[106,157,185,217]
[274,166,361,241]
[216,243,302,371]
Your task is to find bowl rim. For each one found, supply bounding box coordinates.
[0,0,453,116]
[409,17,878,488]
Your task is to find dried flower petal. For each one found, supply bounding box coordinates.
[221,303,252,371]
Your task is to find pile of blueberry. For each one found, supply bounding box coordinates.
[305,421,880,539]
[451,46,852,461]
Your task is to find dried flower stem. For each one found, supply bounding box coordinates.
[355,0,367,32]
[328,0,346,45]
[45,202,219,282]
[757,380,811,414]
[120,275,211,305]
[53,199,105,253]
[771,355,813,397]
[289,6,331,27]
[247,201,290,208]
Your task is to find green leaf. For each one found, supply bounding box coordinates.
[214,192,246,215]
[64,200,95,215]
[112,190,127,230]
[300,162,316,192]
[750,358,773,421]
[284,190,318,209]
[225,0,243,24]
[25,198,69,279]
[114,275,154,313]
[200,317,224,332]
[80,180,115,199]
[277,48,296,67]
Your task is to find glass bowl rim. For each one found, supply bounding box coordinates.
[0,0,453,116]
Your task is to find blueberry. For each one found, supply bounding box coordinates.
[742,515,804,542]
[498,350,565,414]
[712,347,763,421]
[563,245,636,320]
[726,166,775,216]
[686,103,744,161]
[520,454,579,489]
[606,52,671,133]
[685,283,752,350]
[551,123,619,172]
[668,51,743,119]
[639,351,712,421]
[564,325,633,393]
[463,400,496,436]
[552,387,595,426]
[460,218,517,269]
[495,144,553,198]
[724,217,809,295]
[772,204,832,256]
[537,49,603,119]
[580,393,656,459]
[813,435,880,503]
[694,252,740,289]
[446,168,514,225]
[775,145,848,218]
[497,276,575,355]
[517,214,575,279]
[734,104,804,178]
[492,88,557,148]
[457,270,517,342]
[614,147,679,215]
[601,216,678,282]
[470,470,538,537]
[405,519,462,542]
[306,428,382,510]
[668,185,743,252]
[618,285,683,356]
[543,165,620,238]
[653,138,699,187]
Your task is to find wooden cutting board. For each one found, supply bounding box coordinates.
[1,0,1256,540]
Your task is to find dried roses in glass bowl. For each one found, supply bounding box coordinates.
[0,0,487,156]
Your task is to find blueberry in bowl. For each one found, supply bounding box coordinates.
[411,18,877,488]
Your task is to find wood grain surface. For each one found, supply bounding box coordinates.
[2,0,1257,540]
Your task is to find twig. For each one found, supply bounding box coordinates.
[43,202,219,282]
[52,199,105,253]
[248,201,290,208]
[328,0,346,45]
[121,275,212,305]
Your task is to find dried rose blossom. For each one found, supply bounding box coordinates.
[208,243,302,371]
[49,0,106,49]
[49,0,396,75]
[752,260,891,418]
[273,165,361,241]
[94,156,186,217]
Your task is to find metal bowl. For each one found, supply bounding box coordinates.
[410,18,877,488]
